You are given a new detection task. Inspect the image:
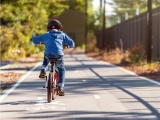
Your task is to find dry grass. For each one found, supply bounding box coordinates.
[0,72,23,91]
[86,44,160,82]
[0,54,41,92]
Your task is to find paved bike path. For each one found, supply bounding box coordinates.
[0,54,160,120]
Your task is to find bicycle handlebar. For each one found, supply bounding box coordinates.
[63,44,69,49]
[37,42,69,49]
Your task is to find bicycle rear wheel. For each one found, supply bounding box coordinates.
[47,73,53,103]
[52,72,59,100]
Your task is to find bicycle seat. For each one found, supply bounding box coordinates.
[49,59,59,64]
[45,56,59,63]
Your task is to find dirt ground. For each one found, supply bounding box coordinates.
[0,72,23,91]
[0,57,39,92]
[0,49,159,92]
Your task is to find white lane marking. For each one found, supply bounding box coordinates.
[0,62,41,102]
[0,64,11,69]
[75,70,79,73]
[37,97,43,100]
[35,102,44,106]
[82,80,86,82]
[35,97,44,106]
[35,97,45,105]
[138,76,160,85]
[26,106,65,111]
[102,61,160,85]
[94,95,100,99]
[34,98,67,106]
[29,100,67,111]
[116,66,160,85]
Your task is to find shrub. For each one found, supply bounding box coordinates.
[76,44,86,49]
[86,32,99,52]
[128,43,144,64]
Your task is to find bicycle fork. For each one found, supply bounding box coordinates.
[44,63,56,89]
[44,73,57,89]
[44,76,48,88]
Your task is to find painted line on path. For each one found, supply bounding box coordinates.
[0,62,41,102]
[37,97,43,100]
[0,64,11,69]
[75,70,79,73]
[116,65,160,85]
[101,61,160,85]
[34,97,67,106]
[94,95,100,99]
[82,80,86,82]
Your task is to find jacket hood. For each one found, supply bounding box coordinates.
[49,29,63,38]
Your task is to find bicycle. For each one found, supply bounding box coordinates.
[43,58,64,103]
[43,44,68,103]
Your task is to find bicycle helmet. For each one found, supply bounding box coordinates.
[47,19,63,31]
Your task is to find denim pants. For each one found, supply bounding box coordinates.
[42,54,65,87]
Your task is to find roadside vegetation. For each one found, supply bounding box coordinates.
[0,53,43,92]
[0,0,90,61]
[86,36,160,82]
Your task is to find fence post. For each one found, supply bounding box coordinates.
[147,0,153,63]
[85,0,88,53]
[102,0,106,51]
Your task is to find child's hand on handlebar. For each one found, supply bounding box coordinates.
[34,42,44,47]
[64,45,69,49]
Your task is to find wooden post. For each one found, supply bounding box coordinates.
[85,0,88,53]
[102,0,106,50]
[147,0,152,63]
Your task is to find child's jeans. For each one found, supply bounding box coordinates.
[42,54,65,87]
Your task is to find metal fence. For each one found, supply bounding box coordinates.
[95,7,160,59]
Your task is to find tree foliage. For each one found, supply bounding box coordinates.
[87,0,104,32]
[111,0,160,22]
[1,0,90,60]
[60,0,86,12]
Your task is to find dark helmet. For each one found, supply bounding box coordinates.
[47,19,63,31]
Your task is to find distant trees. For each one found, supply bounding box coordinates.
[112,0,147,19]
[109,0,160,25]
[0,0,92,60]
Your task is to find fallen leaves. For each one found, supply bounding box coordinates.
[0,72,23,91]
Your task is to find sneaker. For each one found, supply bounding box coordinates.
[39,69,46,78]
[58,86,65,96]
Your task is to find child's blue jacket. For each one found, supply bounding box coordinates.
[32,29,75,55]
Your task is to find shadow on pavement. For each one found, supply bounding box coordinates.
[13,110,160,120]
[1,54,160,120]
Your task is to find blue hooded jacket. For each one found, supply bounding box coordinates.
[32,29,75,55]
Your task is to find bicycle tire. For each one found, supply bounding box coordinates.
[52,72,59,100]
[47,73,53,103]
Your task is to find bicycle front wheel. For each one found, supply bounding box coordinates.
[47,73,53,103]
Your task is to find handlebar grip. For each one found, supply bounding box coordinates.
[63,45,69,48]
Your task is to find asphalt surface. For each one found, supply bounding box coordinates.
[0,53,160,120]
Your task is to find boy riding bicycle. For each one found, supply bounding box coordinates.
[32,19,75,94]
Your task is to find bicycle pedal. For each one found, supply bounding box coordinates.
[39,75,46,78]
[58,91,65,96]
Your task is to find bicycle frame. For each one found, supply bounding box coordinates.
[44,62,55,88]
[44,61,59,103]
[44,62,57,87]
